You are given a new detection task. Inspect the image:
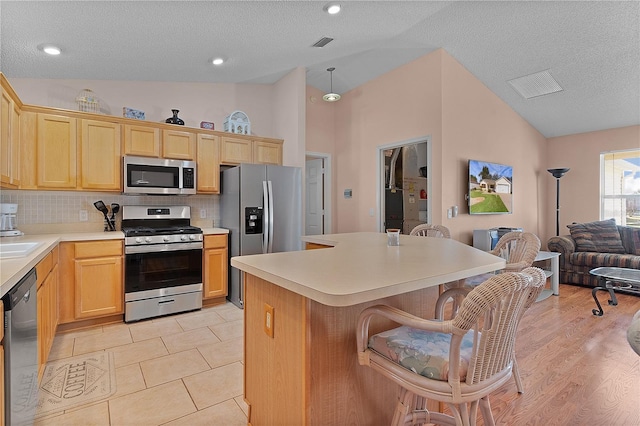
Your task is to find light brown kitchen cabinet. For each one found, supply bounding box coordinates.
[196,133,220,193]
[1,77,21,188]
[253,138,283,165]
[220,136,253,165]
[123,124,160,157]
[36,246,59,380]
[58,240,123,324]
[162,129,196,160]
[203,234,228,299]
[37,113,77,188]
[79,119,122,190]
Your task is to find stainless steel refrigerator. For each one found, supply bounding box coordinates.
[221,164,302,308]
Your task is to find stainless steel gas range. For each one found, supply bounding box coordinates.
[121,205,203,322]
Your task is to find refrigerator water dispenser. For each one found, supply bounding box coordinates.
[245,207,263,234]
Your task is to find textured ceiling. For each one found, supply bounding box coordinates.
[1,1,639,138]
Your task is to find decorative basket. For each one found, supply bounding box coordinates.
[75,89,102,114]
[223,111,251,135]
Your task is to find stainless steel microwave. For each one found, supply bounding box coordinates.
[123,156,196,195]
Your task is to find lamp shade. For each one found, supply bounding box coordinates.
[323,67,341,102]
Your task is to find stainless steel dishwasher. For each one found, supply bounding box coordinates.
[3,268,38,426]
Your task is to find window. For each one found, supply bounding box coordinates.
[601,149,640,227]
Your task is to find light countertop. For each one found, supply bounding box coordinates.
[231,232,506,307]
[0,228,229,297]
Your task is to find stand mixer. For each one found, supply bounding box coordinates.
[0,203,23,236]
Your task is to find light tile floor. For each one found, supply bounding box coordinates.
[35,303,247,426]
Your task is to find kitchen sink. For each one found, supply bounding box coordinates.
[0,242,42,259]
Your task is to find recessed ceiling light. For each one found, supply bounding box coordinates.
[324,3,341,14]
[212,58,225,66]
[42,45,61,55]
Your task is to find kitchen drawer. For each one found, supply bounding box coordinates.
[204,234,228,249]
[75,240,123,258]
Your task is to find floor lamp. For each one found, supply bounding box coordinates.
[548,168,570,236]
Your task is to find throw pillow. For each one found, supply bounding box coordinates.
[567,219,626,253]
[618,225,640,255]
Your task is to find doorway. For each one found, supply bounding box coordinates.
[377,137,431,233]
[305,152,332,235]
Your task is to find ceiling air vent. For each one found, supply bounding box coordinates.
[508,69,563,99]
[312,37,334,48]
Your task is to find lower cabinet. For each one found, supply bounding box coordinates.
[203,234,228,299]
[59,240,124,324]
[36,247,58,380]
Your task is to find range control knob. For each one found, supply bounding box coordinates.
[163,236,170,242]
[189,234,197,241]
[181,235,188,241]
[145,237,152,243]
[135,237,143,244]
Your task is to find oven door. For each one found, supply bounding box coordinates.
[125,244,203,294]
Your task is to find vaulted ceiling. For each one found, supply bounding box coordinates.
[1,1,638,138]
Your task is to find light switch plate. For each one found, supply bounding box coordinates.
[264,303,274,338]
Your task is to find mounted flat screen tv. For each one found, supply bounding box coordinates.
[468,160,513,214]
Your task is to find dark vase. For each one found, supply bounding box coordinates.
[165,109,184,125]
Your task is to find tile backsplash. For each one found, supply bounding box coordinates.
[0,190,220,234]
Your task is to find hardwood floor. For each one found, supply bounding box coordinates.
[477,284,640,425]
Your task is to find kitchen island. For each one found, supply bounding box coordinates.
[230,232,505,425]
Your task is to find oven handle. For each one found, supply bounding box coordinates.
[125,242,203,254]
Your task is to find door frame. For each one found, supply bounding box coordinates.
[305,151,332,235]
[376,136,432,232]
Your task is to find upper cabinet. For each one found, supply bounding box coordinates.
[220,136,283,165]
[197,133,220,193]
[37,113,77,189]
[162,128,196,160]
[1,76,22,188]
[253,137,283,165]
[123,124,160,157]
[220,136,253,165]
[79,119,121,190]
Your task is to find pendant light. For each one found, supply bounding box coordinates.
[323,67,341,102]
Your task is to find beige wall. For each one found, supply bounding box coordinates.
[440,51,548,244]
[325,49,547,242]
[273,67,307,167]
[331,51,443,232]
[545,125,640,245]
[305,85,337,233]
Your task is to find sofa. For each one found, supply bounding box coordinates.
[547,218,640,291]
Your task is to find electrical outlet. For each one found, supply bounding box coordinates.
[264,303,274,338]
[79,210,88,222]
[200,209,206,219]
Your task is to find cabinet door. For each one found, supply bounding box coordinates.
[0,88,12,187]
[74,256,123,319]
[162,129,196,160]
[196,133,220,193]
[37,282,47,379]
[124,124,160,157]
[203,247,228,299]
[254,141,282,165]
[79,119,121,190]
[37,114,77,188]
[9,102,21,186]
[220,136,252,165]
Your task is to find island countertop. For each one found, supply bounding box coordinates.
[231,232,506,306]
